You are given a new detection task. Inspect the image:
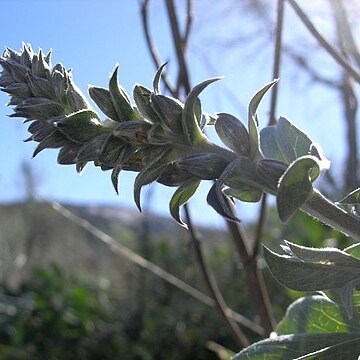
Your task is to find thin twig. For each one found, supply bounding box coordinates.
[163,0,249,347]
[328,0,360,70]
[252,0,284,259]
[50,200,264,335]
[184,205,250,348]
[140,0,176,94]
[165,0,191,95]
[183,0,193,51]
[140,0,254,346]
[286,0,360,85]
[224,201,276,334]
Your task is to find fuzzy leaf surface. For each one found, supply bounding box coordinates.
[215,113,250,156]
[338,188,360,205]
[264,241,360,318]
[109,66,141,121]
[277,156,320,221]
[183,78,220,144]
[233,294,360,359]
[248,79,277,159]
[169,180,200,227]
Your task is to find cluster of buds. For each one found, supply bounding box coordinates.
[1,45,330,226]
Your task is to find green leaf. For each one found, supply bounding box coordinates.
[178,153,229,180]
[208,157,262,219]
[256,158,287,192]
[215,113,250,156]
[261,117,330,169]
[109,65,141,121]
[57,143,82,165]
[264,241,360,318]
[153,62,167,95]
[232,334,360,360]
[134,149,172,211]
[277,156,320,221]
[233,294,360,360]
[112,120,152,145]
[111,164,122,195]
[133,85,161,123]
[169,180,200,227]
[88,86,119,121]
[150,94,183,134]
[55,109,110,143]
[248,79,278,159]
[338,188,360,205]
[206,183,239,222]
[224,187,262,203]
[183,78,221,144]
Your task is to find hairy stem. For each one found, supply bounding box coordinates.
[184,205,250,348]
[303,190,360,242]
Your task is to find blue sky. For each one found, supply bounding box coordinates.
[0,0,356,227]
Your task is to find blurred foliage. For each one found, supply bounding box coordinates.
[0,201,350,359]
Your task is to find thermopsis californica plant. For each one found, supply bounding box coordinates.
[2,44,360,358]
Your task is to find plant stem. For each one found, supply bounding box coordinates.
[184,205,250,348]
[303,190,360,242]
[286,0,360,85]
[225,203,276,334]
[253,0,285,258]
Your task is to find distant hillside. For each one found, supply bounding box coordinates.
[0,201,231,292]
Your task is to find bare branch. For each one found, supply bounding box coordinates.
[286,0,360,85]
[184,204,250,348]
[253,0,284,262]
[183,0,194,50]
[140,0,176,94]
[165,0,191,95]
[50,200,264,336]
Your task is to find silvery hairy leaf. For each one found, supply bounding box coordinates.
[0,58,29,82]
[89,86,119,121]
[67,76,90,112]
[248,79,278,160]
[153,62,167,95]
[183,78,221,144]
[146,124,172,145]
[177,153,229,180]
[12,98,64,121]
[277,155,321,221]
[109,65,142,121]
[134,149,172,211]
[112,120,152,144]
[261,116,330,169]
[33,131,68,157]
[264,241,360,318]
[98,136,128,168]
[215,113,250,156]
[213,157,262,219]
[108,146,130,194]
[256,158,287,192]
[169,179,201,227]
[55,109,109,143]
[157,164,195,187]
[233,294,360,360]
[206,183,239,222]
[1,83,31,99]
[57,143,82,165]
[31,49,50,79]
[150,94,183,134]
[19,44,33,68]
[223,187,262,203]
[133,85,161,123]
[75,134,110,163]
[26,72,55,98]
